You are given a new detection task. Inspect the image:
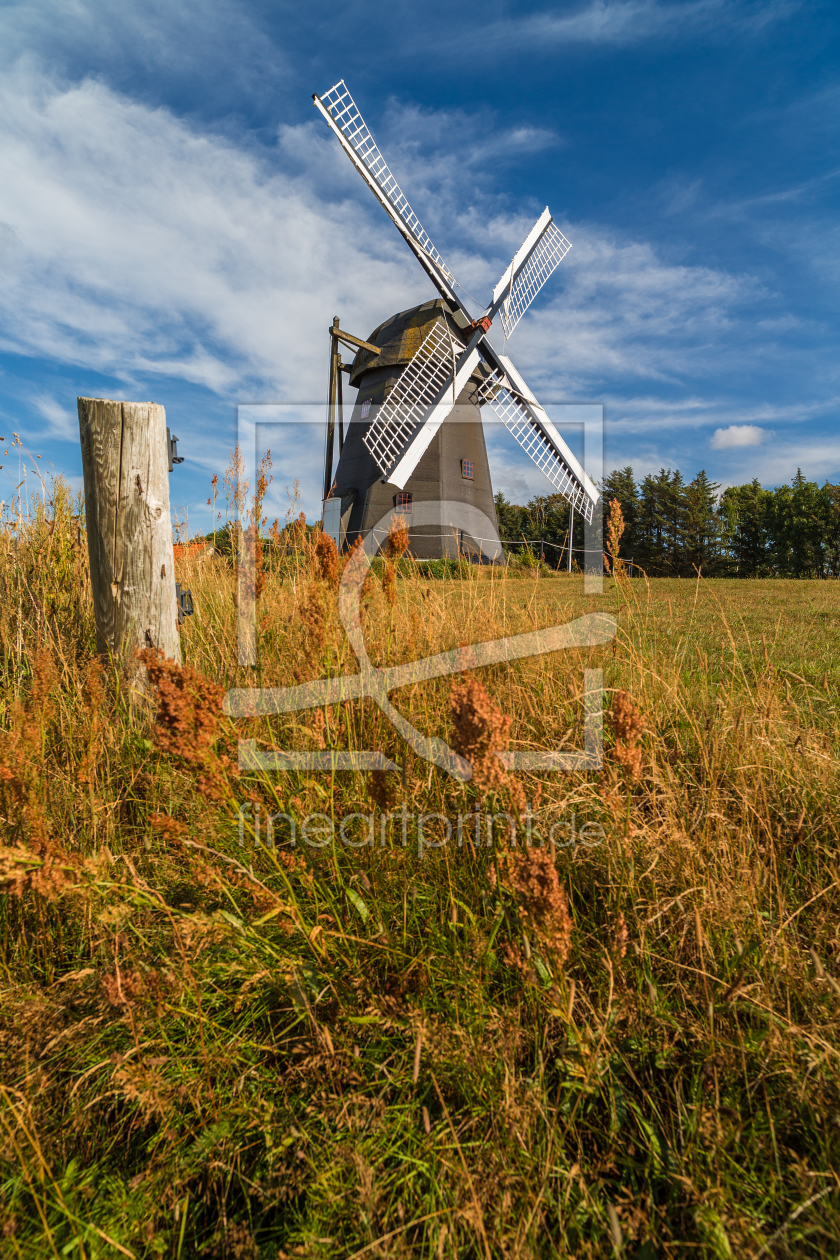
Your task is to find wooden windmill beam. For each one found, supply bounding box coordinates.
[323,318,381,505]
[324,318,339,503]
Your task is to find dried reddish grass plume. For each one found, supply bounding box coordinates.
[289,512,308,550]
[112,1060,173,1124]
[252,448,273,527]
[315,529,340,586]
[1,646,58,771]
[606,498,626,574]
[0,646,77,896]
[139,650,230,801]
[300,582,327,651]
[382,561,396,606]
[343,535,375,601]
[612,910,629,960]
[0,649,56,818]
[450,676,525,812]
[368,767,398,811]
[384,519,410,560]
[223,442,248,519]
[379,519,410,605]
[497,847,573,969]
[309,708,326,749]
[150,812,188,841]
[609,689,645,779]
[0,843,72,901]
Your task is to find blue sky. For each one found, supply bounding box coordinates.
[0,0,837,526]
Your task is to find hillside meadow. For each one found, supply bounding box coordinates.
[0,482,839,1258]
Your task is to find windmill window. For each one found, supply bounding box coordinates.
[360,398,372,419]
[461,459,474,480]
[395,492,413,513]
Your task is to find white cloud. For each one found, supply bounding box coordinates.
[710,423,767,448]
[0,222,24,265]
[596,395,840,485]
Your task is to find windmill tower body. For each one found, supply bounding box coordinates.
[314,81,600,557]
[331,300,503,560]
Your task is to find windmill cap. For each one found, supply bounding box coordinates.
[348,299,469,388]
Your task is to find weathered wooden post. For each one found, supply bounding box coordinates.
[78,398,181,669]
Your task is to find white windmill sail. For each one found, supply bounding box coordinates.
[476,354,598,522]
[314,81,458,302]
[384,343,483,488]
[362,319,484,488]
[363,315,597,517]
[385,206,581,486]
[363,320,460,478]
[490,208,572,339]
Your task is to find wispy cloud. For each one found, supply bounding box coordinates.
[501,224,767,398]
[713,437,840,487]
[0,61,771,412]
[0,62,427,399]
[0,52,832,502]
[483,0,797,50]
[0,0,284,116]
[604,395,837,435]
[600,416,840,487]
[32,395,77,441]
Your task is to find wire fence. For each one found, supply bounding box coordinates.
[501,537,640,574]
[363,525,638,573]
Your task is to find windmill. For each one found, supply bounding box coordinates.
[314,80,598,562]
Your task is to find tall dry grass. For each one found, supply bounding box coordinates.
[0,476,838,1258]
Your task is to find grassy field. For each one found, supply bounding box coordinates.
[1,485,839,1258]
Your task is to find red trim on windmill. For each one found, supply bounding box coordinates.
[467,316,493,335]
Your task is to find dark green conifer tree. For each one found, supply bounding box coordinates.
[820,481,840,578]
[684,470,721,575]
[718,479,770,576]
[789,469,823,577]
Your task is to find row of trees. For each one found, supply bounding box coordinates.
[494,468,840,578]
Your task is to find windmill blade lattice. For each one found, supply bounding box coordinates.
[500,221,572,339]
[319,81,456,292]
[476,371,594,522]
[363,320,462,477]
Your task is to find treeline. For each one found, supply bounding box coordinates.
[495,468,840,578]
